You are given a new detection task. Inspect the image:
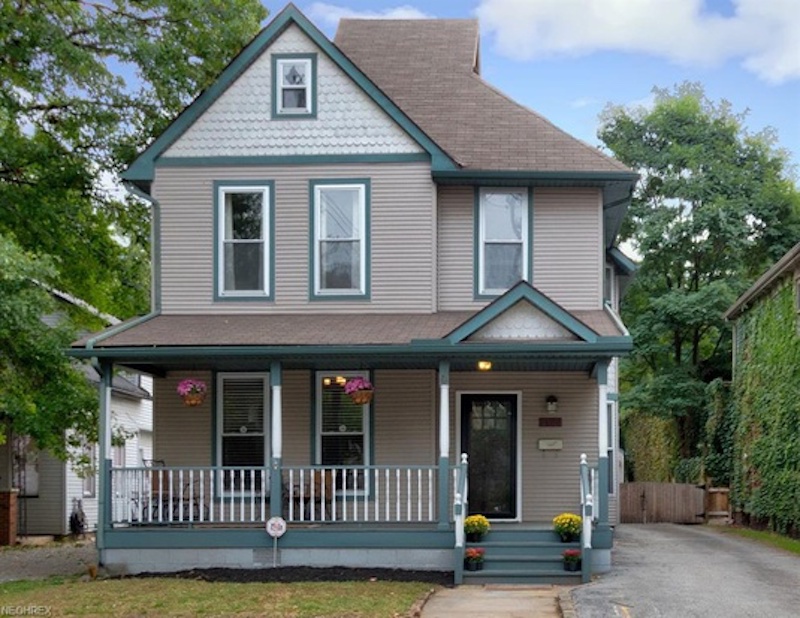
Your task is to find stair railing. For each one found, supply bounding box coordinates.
[579,453,593,583]
[453,453,469,584]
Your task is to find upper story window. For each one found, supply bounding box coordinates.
[476,188,530,297]
[311,180,370,299]
[272,54,317,118]
[215,182,273,300]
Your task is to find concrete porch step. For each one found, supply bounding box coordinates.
[462,568,582,586]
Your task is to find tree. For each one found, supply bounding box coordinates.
[600,83,800,476]
[0,233,97,457]
[0,0,268,318]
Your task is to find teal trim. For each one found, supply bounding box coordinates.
[473,187,534,300]
[591,525,613,549]
[438,361,449,385]
[98,362,113,552]
[121,5,455,185]
[594,360,608,385]
[270,361,282,387]
[449,281,600,344]
[156,153,430,167]
[432,170,639,184]
[123,182,162,310]
[608,246,637,275]
[70,338,635,360]
[437,457,450,530]
[212,180,275,302]
[598,456,609,526]
[270,53,317,119]
[607,392,619,401]
[85,311,161,352]
[308,178,371,301]
[103,528,453,550]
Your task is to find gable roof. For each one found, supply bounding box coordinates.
[122,4,456,190]
[725,242,800,321]
[334,19,635,178]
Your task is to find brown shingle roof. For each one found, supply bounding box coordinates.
[73,309,622,349]
[334,19,631,174]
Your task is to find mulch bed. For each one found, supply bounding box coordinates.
[137,566,453,586]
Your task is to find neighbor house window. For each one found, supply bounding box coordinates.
[216,373,269,495]
[477,188,530,296]
[311,180,369,298]
[272,54,316,117]
[11,436,39,497]
[82,445,96,498]
[216,183,272,299]
[316,373,371,492]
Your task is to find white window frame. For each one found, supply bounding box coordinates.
[217,185,271,298]
[478,188,529,296]
[215,372,270,497]
[82,445,97,498]
[607,401,617,496]
[313,183,367,296]
[275,57,313,115]
[315,371,371,496]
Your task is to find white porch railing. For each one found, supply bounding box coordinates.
[111,464,454,526]
[579,453,594,584]
[283,465,438,523]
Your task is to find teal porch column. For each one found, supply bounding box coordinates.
[97,361,113,559]
[437,361,450,530]
[270,362,283,518]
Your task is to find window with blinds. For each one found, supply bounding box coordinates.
[317,373,370,491]
[217,374,269,493]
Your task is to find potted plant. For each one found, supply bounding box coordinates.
[562,548,581,572]
[464,514,491,541]
[344,376,373,404]
[552,512,582,542]
[176,378,207,407]
[464,547,485,571]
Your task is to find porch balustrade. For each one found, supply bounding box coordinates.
[110,464,455,526]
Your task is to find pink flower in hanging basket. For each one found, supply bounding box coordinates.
[344,376,373,394]
[176,379,207,397]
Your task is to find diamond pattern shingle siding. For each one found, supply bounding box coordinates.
[164,24,423,158]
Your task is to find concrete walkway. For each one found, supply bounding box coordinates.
[420,585,572,618]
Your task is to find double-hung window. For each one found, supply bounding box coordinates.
[477,188,530,296]
[316,373,370,493]
[272,54,316,117]
[216,373,269,495]
[216,183,272,299]
[311,181,369,298]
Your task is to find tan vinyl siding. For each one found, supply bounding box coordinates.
[373,370,436,464]
[450,371,597,522]
[153,162,435,314]
[155,372,214,466]
[437,185,483,311]
[533,188,603,310]
[281,371,312,466]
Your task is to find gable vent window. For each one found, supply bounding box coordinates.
[273,55,316,118]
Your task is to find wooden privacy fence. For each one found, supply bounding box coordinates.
[620,482,705,524]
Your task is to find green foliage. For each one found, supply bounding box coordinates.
[0,234,97,456]
[620,413,678,481]
[673,457,702,484]
[732,283,800,534]
[603,83,800,469]
[703,378,736,486]
[0,0,267,318]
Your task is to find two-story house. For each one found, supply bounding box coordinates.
[69,4,636,584]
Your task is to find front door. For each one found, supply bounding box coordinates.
[460,394,517,519]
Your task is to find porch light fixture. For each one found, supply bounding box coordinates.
[546,395,559,414]
[477,360,492,371]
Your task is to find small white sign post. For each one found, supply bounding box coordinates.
[266,516,287,567]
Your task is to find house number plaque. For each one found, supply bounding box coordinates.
[538,439,563,451]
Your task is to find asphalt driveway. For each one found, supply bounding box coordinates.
[572,524,800,618]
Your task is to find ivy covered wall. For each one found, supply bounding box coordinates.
[732,279,800,535]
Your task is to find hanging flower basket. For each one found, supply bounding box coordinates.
[344,377,373,404]
[177,379,207,407]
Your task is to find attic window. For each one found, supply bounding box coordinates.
[273,55,316,118]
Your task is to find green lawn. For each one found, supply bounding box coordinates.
[0,577,436,617]
[719,526,800,556]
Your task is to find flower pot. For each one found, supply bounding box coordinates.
[464,561,483,571]
[182,392,206,407]
[466,532,484,542]
[559,533,578,543]
[563,560,581,572]
[350,390,374,405]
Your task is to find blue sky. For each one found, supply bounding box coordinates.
[292,0,799,180]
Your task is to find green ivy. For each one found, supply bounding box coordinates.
[732,281,800,534]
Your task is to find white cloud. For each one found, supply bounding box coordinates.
[307,2,433,27]
[475,0,800,83]
[569,97,597,109]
